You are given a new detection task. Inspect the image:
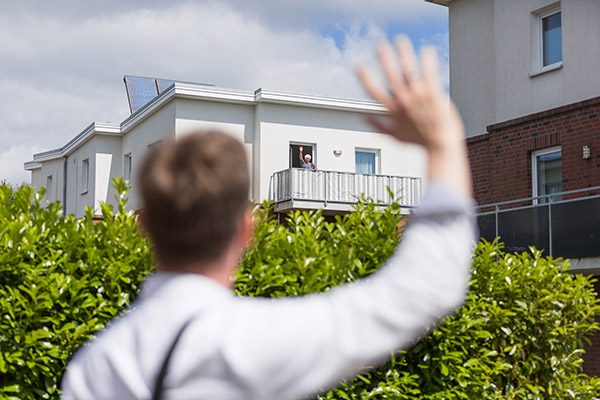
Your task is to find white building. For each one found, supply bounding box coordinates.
[25,77,426,218]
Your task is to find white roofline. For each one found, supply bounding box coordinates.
[27,82,387,168]
[425,0,451,6]
[24,161,42,171]
[254,88,386,112]
[28,122,121,163]
[121,82,386,133]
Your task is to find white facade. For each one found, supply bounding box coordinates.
[433,0,600,138]
[26,82,426,218]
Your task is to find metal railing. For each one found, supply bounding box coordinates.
[476,186,600,258]
[269,168,422,208]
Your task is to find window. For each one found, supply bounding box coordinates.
[355,150,377,174]
[46,175,53,202]
[289,144,315,168]
[532,147,562,203]
[124,153,132,184]
[541,10,562,67]
[81,159,89,194]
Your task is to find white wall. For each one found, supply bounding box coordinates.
[449,0,600,137]
[174,98,255,198]
[122,101,177,208]
[35,159,63,205]
[256,103,426,200]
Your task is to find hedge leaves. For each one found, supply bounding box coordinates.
[1,182,599,399]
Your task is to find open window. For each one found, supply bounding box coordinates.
[289,143,315,168]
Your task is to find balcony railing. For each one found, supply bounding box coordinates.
[476,186,600,259]
[269,168,421,212]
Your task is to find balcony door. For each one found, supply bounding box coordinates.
[289,144,315,168]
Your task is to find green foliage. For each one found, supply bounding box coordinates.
[0,179,154,400]
[1,183,599,399]
[235,200,404,297]
[237,205,600,399]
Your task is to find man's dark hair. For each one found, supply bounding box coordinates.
[139,130,249,267]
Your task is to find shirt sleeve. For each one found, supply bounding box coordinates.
[220,182,478,399]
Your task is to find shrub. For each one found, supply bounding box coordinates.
[0,180,154,399]
[237,204,600,399]
[1,183,598,399]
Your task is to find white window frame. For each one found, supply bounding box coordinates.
[124,153,132,186]
[355,148,380,175]
[46,175,53,202]
[81,158,89,194]
[530,4,562,77]
[289,142,317,169]
[532,146,561,202]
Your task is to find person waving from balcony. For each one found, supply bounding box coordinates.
[62,37,475,400]
[299,145,317,170]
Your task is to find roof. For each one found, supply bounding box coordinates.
[26,78,385,165]
[425,0,451,6]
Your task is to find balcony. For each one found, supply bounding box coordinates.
[269,168,422,214]
[477,186,600,270]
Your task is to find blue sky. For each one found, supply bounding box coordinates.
[0,0,449,185]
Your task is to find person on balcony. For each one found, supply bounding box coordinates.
[61,36,475,400]
[299,146,317,170]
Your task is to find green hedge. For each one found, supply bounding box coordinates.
[1,182,599,399]
[0,181,154,399]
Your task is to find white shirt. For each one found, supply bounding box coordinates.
[61,183,476,400]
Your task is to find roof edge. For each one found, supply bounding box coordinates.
[425,0,451,6]
[30,122,121,162]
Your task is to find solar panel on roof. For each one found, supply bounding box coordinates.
[124,76,159,114]
[124,76,216,115]
[156,79,176,94]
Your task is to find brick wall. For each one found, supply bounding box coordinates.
[467,96,600,206]
[467,96,600,377]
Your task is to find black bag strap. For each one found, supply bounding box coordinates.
[151,318,195,400]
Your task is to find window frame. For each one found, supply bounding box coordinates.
[530,4,562,76]
[124,153,132,186]
[531,146,562,203]
[539,8,562,69]
[46,175,53,202]
[81,158,90,194]
[355,148,380,175]
[289,142,316,169]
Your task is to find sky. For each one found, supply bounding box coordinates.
[0,0,448,185]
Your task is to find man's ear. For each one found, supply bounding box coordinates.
[236,208,254,249]
[138,209,149,234]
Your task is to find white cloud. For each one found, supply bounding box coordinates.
[0,0,448,185]
[0,145,44,186]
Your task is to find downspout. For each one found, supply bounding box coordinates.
[63,156,68,215]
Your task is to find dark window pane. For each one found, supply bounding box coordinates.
[543,12,562,66]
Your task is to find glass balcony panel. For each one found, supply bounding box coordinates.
[477,214,497,244]
[497,206,550,254]
[551,197,600,258]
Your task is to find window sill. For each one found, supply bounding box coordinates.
[529,62,563,78]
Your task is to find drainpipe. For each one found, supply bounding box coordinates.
[63,156,68,215]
